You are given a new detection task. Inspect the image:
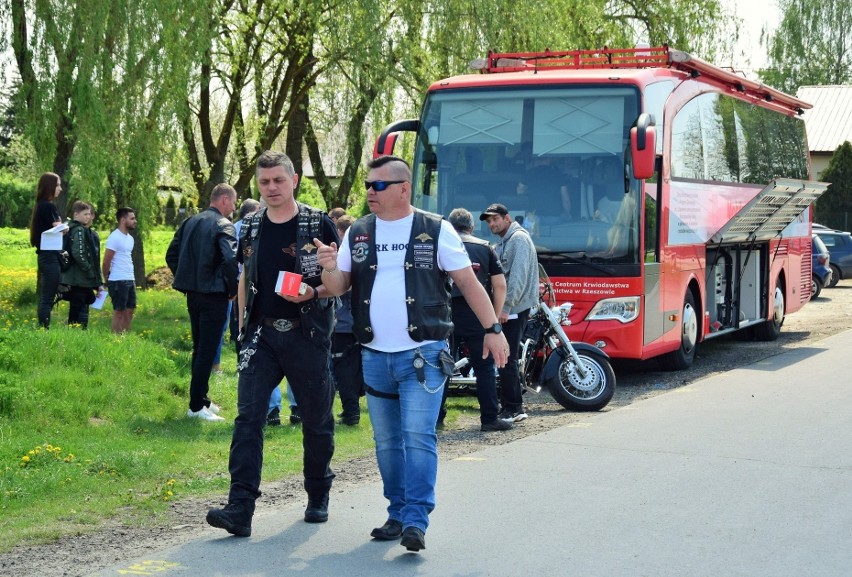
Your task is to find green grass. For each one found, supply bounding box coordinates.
[0,226,472,552]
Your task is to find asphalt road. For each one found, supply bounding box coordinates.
[88,329,852,577]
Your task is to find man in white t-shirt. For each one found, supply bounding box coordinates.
[102,207,137,333]
[316,155,510,552]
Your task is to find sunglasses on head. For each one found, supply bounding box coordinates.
[364,180,405,192]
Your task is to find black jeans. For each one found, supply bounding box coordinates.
[443,327,500,424]
[332,332,364,420]
[67,286,94,328]
[498,309,530,413]
[37,251,62,328]
[229,323,335,502]
[186,291,230,411]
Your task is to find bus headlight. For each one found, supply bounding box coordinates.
[585,296,640,323]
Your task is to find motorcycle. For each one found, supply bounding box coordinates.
[448,264,616,412]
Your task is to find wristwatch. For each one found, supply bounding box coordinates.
[484,323,502,334]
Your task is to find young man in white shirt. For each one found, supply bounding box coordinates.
[102,207,138,333]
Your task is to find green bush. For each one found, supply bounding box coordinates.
[296,177,327,210]
[0,171,35,228]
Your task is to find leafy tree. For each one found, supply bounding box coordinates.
[760,0,852,93]
[5,0,208,286]
[815,141,852,230]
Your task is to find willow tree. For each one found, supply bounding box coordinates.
[301,0,732,212]
[760,0,852,93]
[5,0,208,285]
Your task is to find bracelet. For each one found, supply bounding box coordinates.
[323,266,338,274]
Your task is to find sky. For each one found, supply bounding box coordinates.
[723,0,782,75]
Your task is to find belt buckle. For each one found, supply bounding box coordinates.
[272,319,293,332]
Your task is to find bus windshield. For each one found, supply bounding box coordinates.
[411,86,642,266]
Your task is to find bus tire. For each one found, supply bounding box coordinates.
[754,280,784,341]
[658,290,699,371]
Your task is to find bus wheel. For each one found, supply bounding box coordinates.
[754,280,784,341]
[659,291,699,371]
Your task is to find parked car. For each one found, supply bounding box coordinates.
[811,234,832,299]
[813,229,852,288]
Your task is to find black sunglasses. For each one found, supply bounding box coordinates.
[364,180,405,192]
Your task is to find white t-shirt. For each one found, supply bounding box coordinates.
[105,229,135,281]
[338,213,470,352]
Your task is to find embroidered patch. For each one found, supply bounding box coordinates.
[415,232,432,242]
[413,242,434,270]
[352,242,369,264]
[302,242,317,253]
[243,246,254,259]
[282,243,296,257]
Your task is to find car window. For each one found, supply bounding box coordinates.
[817,233,836,248]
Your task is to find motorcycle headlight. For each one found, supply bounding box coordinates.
[585,296,640,323]
[550,303,573,324]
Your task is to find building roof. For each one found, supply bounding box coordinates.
[797,85,852,153]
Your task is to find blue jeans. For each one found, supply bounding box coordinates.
[362,340,448,533]
[228,323,335,502]
[267,385,296,414]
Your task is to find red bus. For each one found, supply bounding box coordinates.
[374,46,827,369]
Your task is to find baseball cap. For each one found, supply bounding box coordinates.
[479,203,509,220]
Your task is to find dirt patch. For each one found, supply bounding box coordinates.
[3,284,851,576]
[145,266,173,289]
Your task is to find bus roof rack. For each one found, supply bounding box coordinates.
[481,46,811,113]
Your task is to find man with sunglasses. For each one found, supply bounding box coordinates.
[315,155,510,552]
[206,150,339,538]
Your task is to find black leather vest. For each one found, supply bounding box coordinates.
[239,204,335,348]
[349,209,452,344]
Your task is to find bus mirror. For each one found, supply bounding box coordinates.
[374,119,420,158]
[630,113,656,179]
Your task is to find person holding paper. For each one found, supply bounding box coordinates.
[28,172,64,329]
[166,185,238,422]
[206,150,338,538]
[61,201,103,328]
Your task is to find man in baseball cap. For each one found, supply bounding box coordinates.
[479,203,509,220]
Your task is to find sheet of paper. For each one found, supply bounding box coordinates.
[91,289,108,310]
[39,222,68,251]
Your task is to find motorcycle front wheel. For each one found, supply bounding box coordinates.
[545,349,615,411]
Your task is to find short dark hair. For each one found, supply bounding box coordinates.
[367,155,411,181]
[256,150,295,177]
[116,207,135,222]
[238,198,261,220]
[336,214,355,235]
[329,207,346,219]
[448,208,474,233]
[211,183,236,204]
[71,201,91,215]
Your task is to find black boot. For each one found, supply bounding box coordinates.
[304,494,329,523]
[206,500,255,537]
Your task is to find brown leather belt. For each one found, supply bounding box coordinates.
[261,317,300,332]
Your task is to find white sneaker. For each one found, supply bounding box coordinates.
[208,402,222,415]
[187,407,225,422]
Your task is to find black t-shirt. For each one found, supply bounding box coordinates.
[250,212,338,321]
[33,201,61,250]
[452,236,503,327]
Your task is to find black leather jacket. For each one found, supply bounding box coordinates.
[166,207,238,297]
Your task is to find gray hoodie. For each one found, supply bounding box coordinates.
[494,221,538,315]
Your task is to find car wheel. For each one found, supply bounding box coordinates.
[829,265,840,288]
[811,275,822,300]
